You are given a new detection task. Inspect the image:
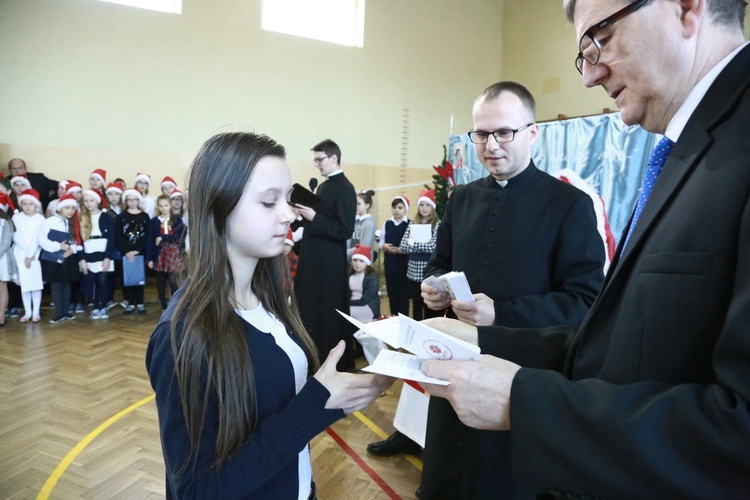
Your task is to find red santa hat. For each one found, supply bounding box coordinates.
[417,189,436,209]
[0,193,16,213]
[122,188,143,201]
[134,172,151,187]
[83,189,108,209]
[392,195,410,212]
[351,244,372,266]
[66,180,83,194]
[18,188,41,208]
[57,193,78,210]
[89,169,107,184]
[160,176,178,189]
[284,228,295,247]
[11,175,31,190]
[169,188,184,199]
[105,181,125,194]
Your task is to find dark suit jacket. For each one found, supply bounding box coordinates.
[483,45,750,498]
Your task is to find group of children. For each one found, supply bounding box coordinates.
[0,170,186,324]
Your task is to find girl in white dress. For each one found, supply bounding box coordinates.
[11,189,45,322]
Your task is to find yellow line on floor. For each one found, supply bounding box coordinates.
[352,410,423,472]
[37,394,156,500]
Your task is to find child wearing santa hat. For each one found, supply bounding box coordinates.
[89,169,107,191]
[134,172,156,217]
[348,244,380,323]
[115,188,150,314]
[105,181,125,215]
[146,194,185,311]
[0,194,18,325]
[169,188,185,216]
[398,189,440,321]
[380,195,410,316]
[160,176,178,197]
[45,180,69,218]
[11,189,45,322]
[39,194,83,323]
[79,189,116,319]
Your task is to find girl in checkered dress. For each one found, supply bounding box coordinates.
[146,195,185,311]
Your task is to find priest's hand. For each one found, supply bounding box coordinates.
[452,293,495,326]
[421,317,478,345]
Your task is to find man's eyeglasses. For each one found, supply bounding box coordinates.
[575,0,651,74]
[468,123,534,144]
[313,155,330,164]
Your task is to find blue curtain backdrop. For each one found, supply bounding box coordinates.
[449,112,659,242]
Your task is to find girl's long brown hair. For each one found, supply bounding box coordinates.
[171,132,319,474]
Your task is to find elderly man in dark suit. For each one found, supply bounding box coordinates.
[421,0,750,497]
[8,158,58,212]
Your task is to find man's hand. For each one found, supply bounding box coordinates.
[421,317,478,345]
[421,281,451,311]
[422,355,521,430]
[452,293,496,326]
[295,204,316,222]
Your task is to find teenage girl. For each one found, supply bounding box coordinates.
[146,194,185,311]
[348,244,380,323]
[347,189,376,262]
[12,189,45,322]
[380,195,411,316]
[398,189,441,321]
[146,132,391,499]
[39,194,82,323]
[79,189,116,319]
[105,181,126,216]
[115,189,150,315]
[0,194,18,326]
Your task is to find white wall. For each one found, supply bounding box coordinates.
[0,0,503,186]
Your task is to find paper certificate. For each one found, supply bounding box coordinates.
[362,350,450,386]
[337,310,481,384]
[409,224,432,243]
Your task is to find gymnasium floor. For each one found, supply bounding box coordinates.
[0,288,422,499]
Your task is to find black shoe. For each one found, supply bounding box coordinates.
[366,431,421,457]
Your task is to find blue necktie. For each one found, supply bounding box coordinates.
[622,136,675,250]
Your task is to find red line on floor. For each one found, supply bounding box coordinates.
[325,427,401,500]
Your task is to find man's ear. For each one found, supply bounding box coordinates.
[678,0,705,38]
[330,154,339,166]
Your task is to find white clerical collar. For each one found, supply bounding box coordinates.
[666,41,749,142]
[326,169,344,178]
[495,179,508,188]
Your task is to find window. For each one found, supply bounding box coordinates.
[97,0,182,14]
[262,0,365,48]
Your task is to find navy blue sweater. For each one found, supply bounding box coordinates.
[146,287,343,499]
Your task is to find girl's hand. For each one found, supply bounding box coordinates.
[59,242,70,251]
[63,249,74,258]
[24,257,32,269]
[102,258,110,272]
[80,261,88,275]
[155,236,162,246]
[313,341,394,414]
[126,251,138,263]
[147,261,154,270]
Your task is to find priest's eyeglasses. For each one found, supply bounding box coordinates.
[468,123,534,144]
